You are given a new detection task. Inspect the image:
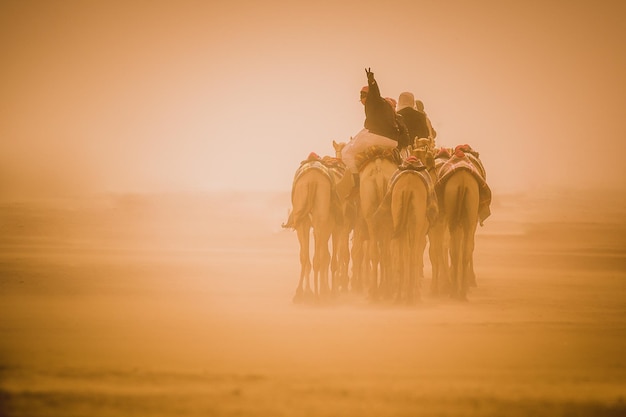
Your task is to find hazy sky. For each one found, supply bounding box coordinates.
[1,0,625,198]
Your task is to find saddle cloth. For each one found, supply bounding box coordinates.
[342,128,398,173]
[435,148,492,225]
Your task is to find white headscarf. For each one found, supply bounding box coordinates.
[397,92,416,111]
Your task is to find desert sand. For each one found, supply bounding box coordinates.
[1,189,625,417]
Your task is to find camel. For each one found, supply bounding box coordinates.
[356,146,399,299]
[420,146,451,296]
[326,141,356,294]
[441,169,479,300]
[432,145,492,300]
[283,156,338,302]
[331,139,369,295]
[398,140,450,296]
[386,162,431,303]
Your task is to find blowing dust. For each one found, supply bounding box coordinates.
[1,189,625,417]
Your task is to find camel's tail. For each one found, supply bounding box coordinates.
[283,180,317,229]
[281,208,293,229]
[450,184,467,231]
[393,188,413,241]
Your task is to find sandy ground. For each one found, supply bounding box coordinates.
[1,189,625,417]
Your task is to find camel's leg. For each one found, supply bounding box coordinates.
[441,231,451,292]
[321,235,332,296]
[350,236,360,292]
[468,257,477,287]
[377,241,387,299]
[361,239,370,292]
[325,229,333,295]
[312,243,320,299]
[428,231,441,296]
[294,224,311,303]
[404,241,419,304]
[312,252,320,299]
[380,236,393,299]
[403,240,411,301]
[330,232,339,294]
[448,226,463,299]
[351,228,365,292]
[367,224,380,300]
[312,228,331,299]
[460,222,477,299]
[331,220,350,294]
[390,237,400,302]
[417,236,426,280]
[413,224,428,303]
[411,210,425,286]
[368,212,387,301]
[313,237,324,296]
[430,224,451,296]
[337,226,351,293]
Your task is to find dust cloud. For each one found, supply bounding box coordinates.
[2,1,626,415]
[2,1,626,196]
[1,189,625,416]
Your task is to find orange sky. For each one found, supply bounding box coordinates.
[1,0,625,198]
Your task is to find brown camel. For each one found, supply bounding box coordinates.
[387,167,431,303]
[433,145,491,300]
[441,169,479,300]
[427,149,451,296]
[356,147,399,300]
[331,139,369,294]
[325,140,355,294]
[283,158,338,302]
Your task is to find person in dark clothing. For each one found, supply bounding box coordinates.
[386,97,411,150]
[415,99,437,143]
[363,68,400,142]
[340,69,399,192]
[397,91,430,147]
[395,112,412,150]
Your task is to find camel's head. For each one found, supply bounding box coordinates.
[410,139,436,171]
[414,137,431,150]
[332,140,347,159]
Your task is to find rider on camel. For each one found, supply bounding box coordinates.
[397,92,431,147]
[340,68,400,196]
[362,68,401,141]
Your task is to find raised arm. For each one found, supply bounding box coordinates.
[365,67,382,99]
